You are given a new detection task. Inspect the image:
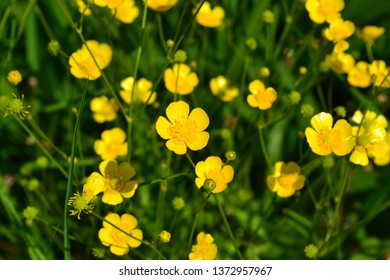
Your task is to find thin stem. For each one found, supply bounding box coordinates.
[258,125,272,168]
[188,193,211,253]
[63,81,88,260]
[127,0,148,162]
[15,118,68,179]
[138,170,192,187]
[214,194,244,260]
[185,152,196,169]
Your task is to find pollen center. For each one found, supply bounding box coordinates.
[168,118,197,143]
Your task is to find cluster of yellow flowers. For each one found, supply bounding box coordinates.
[306,0,389,88]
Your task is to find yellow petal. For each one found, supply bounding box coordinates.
[188,108,209,131]
[103,213,120,228]
[127,229,143,248]
[98,228,113,246]
[102,189,123,205]
[186,131,209,151]
[166,138,187,154]
[166,101,189,123]
[350,147,369,166]
[305,127,332,156]
[220,165,234,183]
[118,162,136,180]
[155,116,172,140]
[99,160,119,176]
[311,112,333,132]
[247,94,259,108]
[121,181,138,198]
[110,242,129,256]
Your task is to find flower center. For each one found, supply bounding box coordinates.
[168,118,197,143]
[279,174,298,189]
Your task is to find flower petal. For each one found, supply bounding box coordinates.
[155,116,172,139]
[166,138,187,155]
[188,108,209,132]
[118,162,136,181]
[98,228,113,246]
[121,181,138,198]
[311,112,333,132]
[186,132,209,151]
[127,229,143,248]
[220,165,234,183]
[102,189,123,205]
[166,101,189,123]
[99,160,118,176]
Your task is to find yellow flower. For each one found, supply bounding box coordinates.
[209,76,239,102]
[194,1,225,28]
[155,101,209,155]
[347,61,371,88]
[113,0,139,24]
[87,160,138,205]
[333,40,349,53]
[350,110,388,166]
[146,0,178,12]
[247,79,278,110]
[195,156,234,194]
[164,63,199,95]
[98,213,142,256]
[325,51,355,74]
[120,77,157,104]
[94,0,124,8]
[69,40,112,80]
[94,127,128,160]
[7,70,22,85]
[267,161,306,197]
[305,0,344,24]
[189,232,217,260]
[90,96,119,123]
[324,18,355,43]
[76,0,92,15]
[305,112,355,156]
[374,132,390,166]
[356,25,385,45]
[368,60,390,88]
[159,230,171,243]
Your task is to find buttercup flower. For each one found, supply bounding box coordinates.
[7,70,22,85]
[195,156,234,194]
[90,96,119,123]
[305,112,355,156]
[194,1,225,28]
[159,230,171,243]
[120,77,157,104]
[113,0,139,24]
[305,0,345,24]
[189,232,217,260]
[209,76,239,102]
[76,0,92,15]
[87,160,138,205]
[164,63,199,95]
[368,60,390,88]
[98,213,143,256]
[324,18,355,43]
[247,79,278,110]
[347,61,371,88]
[146,0,178,12]
[94,0,124,8]
[155,101,209,154]
[69,40,112,80]
[374,132,390,166]
[356,25,385,45]
[94,127,128,160]
[267,161,305,197]
[349,110,388,166]
[325,51,355,74]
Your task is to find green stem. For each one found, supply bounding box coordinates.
[214,194,243,260]
[258,125,272,168]
[188,193,211,253]
[186,152,196,169]
[127,1,148,162]
[15,118,68,179]
[63,81,88,260]
[138,170,192,187]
